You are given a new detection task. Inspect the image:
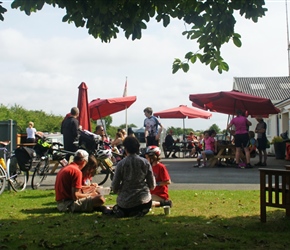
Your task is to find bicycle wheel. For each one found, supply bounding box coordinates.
[31,157,50,190]
[94,160,110,185]
[7,156,28,192]
[0,165,7,195]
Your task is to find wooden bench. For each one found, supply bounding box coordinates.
[259,168,290,222]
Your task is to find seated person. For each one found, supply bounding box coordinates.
[164,130,180,158]
[247,130,257,158]
[186,131,197,150]
[111,136,155,218]
[189,134,203,158]
[145,146,172,208]
[55,149,110,214]
[111,131,124,154]
[95,125,109,142]
[82,155,98,187]
[193,130,217,168]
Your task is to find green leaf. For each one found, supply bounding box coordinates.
[190,54,197,64]
[221,62,229,71]
[163,15,170,27]
[181,63,189,72]
[233,36,242,47]
[172,63,180,74]
[210,60,218,70]
[185,52,193,60]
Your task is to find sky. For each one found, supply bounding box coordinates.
[0,1,289,132]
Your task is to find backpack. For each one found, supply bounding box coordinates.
[14,147,36,171]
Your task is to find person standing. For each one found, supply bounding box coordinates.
[26,121,37,143]
[61,107,80,160]
[55,149,108,213]
[111,136,156,218]
[143,107,163,147]
[254,116,268,166]
[226,110,252,168]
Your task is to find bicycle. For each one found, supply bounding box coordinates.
[0,141,29,194]
[78,130,124,185]
[31,138,71,190]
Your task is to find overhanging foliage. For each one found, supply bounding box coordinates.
[0,1,267,73]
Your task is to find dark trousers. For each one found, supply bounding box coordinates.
[117,200,152,217]
[146,136,159,147]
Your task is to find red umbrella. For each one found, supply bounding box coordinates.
[154,105,212,136]
[189,90,280,116]
[77,82,91,131]
[89,96,137,120]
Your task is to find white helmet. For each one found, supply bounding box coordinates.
[96,149,112,159]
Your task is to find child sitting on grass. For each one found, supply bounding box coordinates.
[81,155,99,194]
[145,146,172,208]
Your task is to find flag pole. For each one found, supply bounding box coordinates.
[123,77,128,133]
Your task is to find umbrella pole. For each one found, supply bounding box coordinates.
[125,106,128,134]
[97,107,108,138]
[183,118,185,140]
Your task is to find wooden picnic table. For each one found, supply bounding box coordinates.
[208,143,245,167]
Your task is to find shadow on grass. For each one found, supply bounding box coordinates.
[2,190,290,249]
[1,209,290,249]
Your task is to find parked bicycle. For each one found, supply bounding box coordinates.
[0,141,29,195]
[78,130,124,185]
[31,137,72,190]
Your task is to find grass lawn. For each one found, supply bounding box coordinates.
[1,189,290,249]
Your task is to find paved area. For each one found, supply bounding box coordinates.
[27,155,290,191]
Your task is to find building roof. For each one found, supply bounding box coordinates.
[233,76,290,104]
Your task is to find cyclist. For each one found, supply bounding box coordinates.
[145,146,173,208]
[55,149,110,214]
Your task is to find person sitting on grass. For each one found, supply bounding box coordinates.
[81,155,98,187]
[193,130,217,168]
[111,136,156,218]
[55,149,110,214]
[145,146,173,208]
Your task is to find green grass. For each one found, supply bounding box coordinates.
[1,190,290,249]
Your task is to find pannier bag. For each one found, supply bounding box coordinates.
[78,130,101,152]
[15,146,36,171]
[34,137,52,156]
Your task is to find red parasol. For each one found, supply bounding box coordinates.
[77,82,91,131]
[89,96,137,120]
[189,90,280,116]
[154,105,212,135]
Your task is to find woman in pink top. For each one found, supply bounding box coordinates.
[226,110,252,168]
[194,130,217,168]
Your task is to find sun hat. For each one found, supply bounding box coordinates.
[75,149,89,162]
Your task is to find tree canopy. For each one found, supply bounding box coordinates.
[0,0,267,74]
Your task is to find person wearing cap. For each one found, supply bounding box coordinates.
[111,136,156,217]
[55,149,108,213]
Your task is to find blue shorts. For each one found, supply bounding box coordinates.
[198,150,214,159]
